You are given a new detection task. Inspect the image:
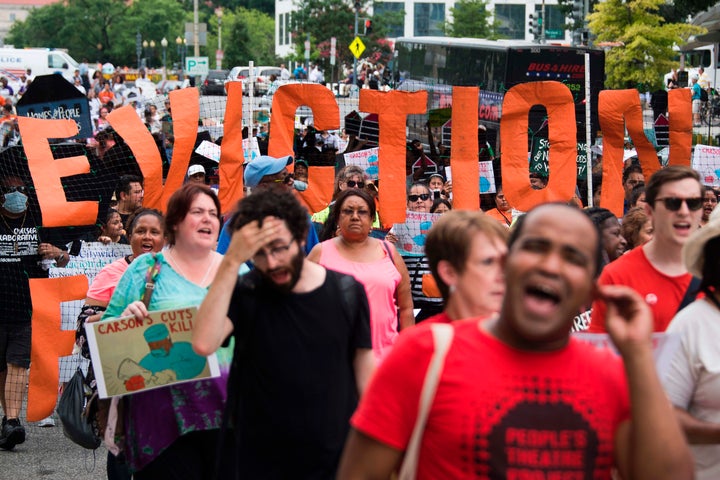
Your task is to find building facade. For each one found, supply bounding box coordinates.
[0,0,59,46]
[275,0,570,58]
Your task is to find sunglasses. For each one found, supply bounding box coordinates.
[408,193,431,202]
[346,180,364,188]
[654,197,703,211]
[1,186,27,194]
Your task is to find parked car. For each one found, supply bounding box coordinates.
[226,66,250,95]
[201,69,228,95]
[226,65,282,96]
[250,66,282,96]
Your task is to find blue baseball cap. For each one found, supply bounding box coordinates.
[244,155,293,188]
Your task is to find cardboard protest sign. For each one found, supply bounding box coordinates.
[344,147,379,179]
[86,306,220,398]
[392,210,442,256]
[479,161,497,194]
[692,144,720,187]
[27,275,87,421]
[16,75,92,139]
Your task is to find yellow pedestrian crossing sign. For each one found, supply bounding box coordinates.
[349,36,366,59]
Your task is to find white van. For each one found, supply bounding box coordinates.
[0,47,82,81]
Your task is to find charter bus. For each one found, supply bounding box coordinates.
[394,37,605,154]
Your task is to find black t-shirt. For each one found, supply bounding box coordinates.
[0,213,47,325]
[226,268,371,479]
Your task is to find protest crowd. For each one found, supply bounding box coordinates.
[1,63,720,480]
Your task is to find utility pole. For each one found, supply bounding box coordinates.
[353,1,360,93]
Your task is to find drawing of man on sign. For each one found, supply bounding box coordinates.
[117,323,208,391]
[139,323,207,380]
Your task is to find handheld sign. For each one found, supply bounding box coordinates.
[86,306,219,398]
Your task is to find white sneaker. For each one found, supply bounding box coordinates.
[37,416,55,427]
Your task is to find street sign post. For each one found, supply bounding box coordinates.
[349,36,366,59]
[185,56,210,76]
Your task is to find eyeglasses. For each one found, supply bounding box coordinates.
[365,182,378,192]
[253,238,295,263]
[408,193,431,202]
[346,180,364,188]
[340,208,370,218]
[1,186,27,194]
[654,197,703,211]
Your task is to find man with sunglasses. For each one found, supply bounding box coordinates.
[194,188,373,478]
[589,166,703,333]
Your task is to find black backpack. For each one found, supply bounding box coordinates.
[701,88,709,102]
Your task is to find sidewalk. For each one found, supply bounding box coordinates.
[2,413,107,480]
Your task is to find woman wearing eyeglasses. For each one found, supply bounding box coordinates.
[308,188,413,363]
[312,166,381,238]
[100,183,228,479]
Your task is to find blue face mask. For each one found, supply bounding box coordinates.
[3,191,27,214]
[293,180,308,192]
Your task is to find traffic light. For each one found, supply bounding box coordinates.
[572,0,584,23]
[528,13,542,42]
[364,19,373,35]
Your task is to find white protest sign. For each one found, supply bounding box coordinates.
[692,144,720,187]
[344,147,379,180]
[392,210,442,256]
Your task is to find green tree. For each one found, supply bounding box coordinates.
[222,7,277,67]
[291,0,393,74]
[6,0,186,66]
[588,0,704,91]
[444,0,497,38]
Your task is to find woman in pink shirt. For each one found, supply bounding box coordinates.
[308,189,413,362]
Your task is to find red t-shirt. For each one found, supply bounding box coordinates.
[352,319,630,479]
[422,311,452,324]
[589,246,692,333]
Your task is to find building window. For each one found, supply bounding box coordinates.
[279,14,285,46]
[9,14,16,22]
[285,13,292,45]
[494,4,525,39]
[542,5,566,40]
[414,3,445,37]
[374,2,405,38]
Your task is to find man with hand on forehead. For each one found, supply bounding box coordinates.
[589,165,704,333]
[193,188,373,478]
[338,203,693,480]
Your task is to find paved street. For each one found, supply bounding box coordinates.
[2,413,107,480]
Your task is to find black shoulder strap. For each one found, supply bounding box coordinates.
[677,276,702,314]
[335,270,358,314]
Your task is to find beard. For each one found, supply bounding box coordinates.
[258,248,304,294]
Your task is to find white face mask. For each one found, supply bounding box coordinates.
[2,190,27,214]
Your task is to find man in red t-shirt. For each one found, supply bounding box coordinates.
[338,204,693,480]
[589,166,703,333]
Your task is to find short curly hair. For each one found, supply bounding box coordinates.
[231,188,309,242]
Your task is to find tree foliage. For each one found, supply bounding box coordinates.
[223,8,277,66]
[588,0,705,91]
[5,0,274,69]
[291,0,394,74]
[443,0,497,39]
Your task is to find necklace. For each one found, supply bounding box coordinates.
[166,248,217,286]
[0,211,27,254]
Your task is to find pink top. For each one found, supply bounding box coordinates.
[319,238,401,362]
[86,257,130,303]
